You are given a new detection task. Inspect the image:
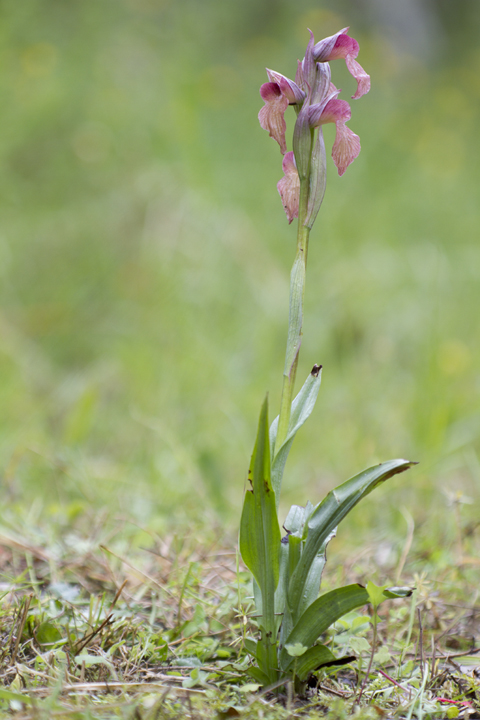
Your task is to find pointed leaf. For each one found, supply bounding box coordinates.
[281,583,413,672]
[294,644,335,681]
[244,638,257,658]
[247,666,271,686]
[240,397,281,601]
[280,584,369,670]
[288,459,415,617]
[240,396,281,681]
[274,540,289,632]
[296,528,336,619]
[270,366,322,501]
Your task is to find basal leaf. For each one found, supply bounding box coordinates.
[247,666,271,686]
[288,459,415,619]
[294,644,335,681]
[295,528,336,620]
[281,583,413,672]
[244,638,257,658]
[240,396,281,601]
[280,584,369,671]
[239,396,281,681]
[274,541,289,632]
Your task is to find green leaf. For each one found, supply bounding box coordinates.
[0,689,32,705]
[280,584,370,670]
[288,459,415,619]
[349,636,371,655]
[281,583,413,672]
[270,368,322,502]
[239,396,281,681]
[240,396,281,597]
[244,638,257,658]
[366,580,389,608]
[374,645,392,665]
[279,502,334,620]
[75,653,119,680]
[246,666,271,686]
[294,644,336,682]
[366,581,413,607]
[35,621,63,647]
[182,668,209,688]
[274,540,289,632]
[285,642,308,657]
[296,529,335,620]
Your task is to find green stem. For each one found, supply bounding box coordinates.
[357,607,378,703]
[275,174,311,454]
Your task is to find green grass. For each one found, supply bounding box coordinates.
[0,0,480,716]
[0,506,479,718]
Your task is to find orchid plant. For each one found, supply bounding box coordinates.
[239,28,414,691]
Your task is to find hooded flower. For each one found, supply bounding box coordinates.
[306,93,361,176]
[313,28,370,100]
[258,72,305,154]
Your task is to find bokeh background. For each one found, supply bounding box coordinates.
[1,0,479,563]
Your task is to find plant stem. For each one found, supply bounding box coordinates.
[357,608,378,703]
[275,177,311,455]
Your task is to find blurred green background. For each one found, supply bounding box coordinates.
[1,0,479,560]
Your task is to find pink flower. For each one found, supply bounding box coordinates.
[277,152,300,223]
[258,82,289,154]
[307,93,361,176]
[258,26,369,222]
[313,28,371,99]
[258,72,305,154]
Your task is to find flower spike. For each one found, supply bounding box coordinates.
[258,25,369,219]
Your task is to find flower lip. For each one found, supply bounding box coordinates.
[305,95,360,176]
[259,82,289,154]
[277,151,300,223]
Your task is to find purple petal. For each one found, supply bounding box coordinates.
[306,98,360,175]
[258,82,289,154]
[312,28,350,61]
[332,122,361,176]
[345,54,371,99]
[307,95,348,129]
[266,69,305,104]
[277,151,300,223]
[313,29,370,99]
